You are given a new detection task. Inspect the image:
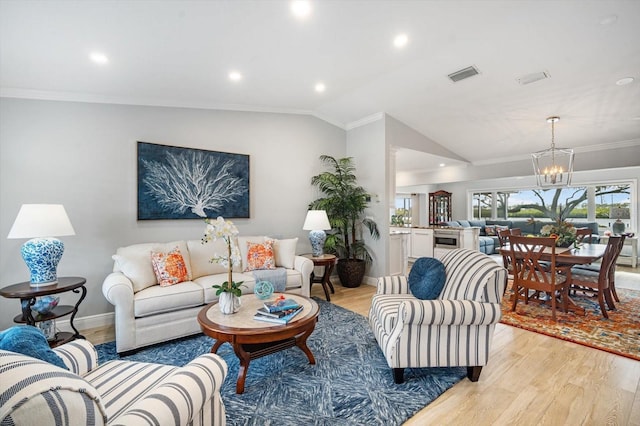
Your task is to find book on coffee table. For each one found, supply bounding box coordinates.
[254,306,304,324]
[263,298,300,313]
[255,307,292,318]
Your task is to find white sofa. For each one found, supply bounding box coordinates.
[0,339,227,425]
[103,237,313,354]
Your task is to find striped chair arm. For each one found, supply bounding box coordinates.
[376,275,410,295]
[110,353,228,426]
[399,299,502,326]
[0,350,107,425]
[53,339,99,375]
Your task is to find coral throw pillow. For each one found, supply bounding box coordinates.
[151,246,189,287]
[245,240,276,271]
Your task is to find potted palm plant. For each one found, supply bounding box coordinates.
[309,155,380,287]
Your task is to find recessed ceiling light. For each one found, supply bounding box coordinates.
[600,14,618,25]
[291,0,311,19]
[616,77,634,86]
[89,52,108,65]
[393,33,409,48]
[439,163,445,167]
[314,82,326,93]
[228,71,242,81]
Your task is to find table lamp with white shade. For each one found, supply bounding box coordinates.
[7,204,76,286]
[303,210,331,257]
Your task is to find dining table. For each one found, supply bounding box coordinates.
[498,242,608,316]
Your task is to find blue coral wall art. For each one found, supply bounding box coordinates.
[137,142,250,220]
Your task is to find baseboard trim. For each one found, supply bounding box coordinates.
[362,276,377,286]
[56,312,115,333]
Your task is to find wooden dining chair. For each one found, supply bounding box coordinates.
[572,234,626,302]
[608,235,626,302]
[575,227,593,244]
[497,228,511,248]
[506,235,570,321]
[570,235,622,318]
[498,229,514,271]
[510,228,522,236]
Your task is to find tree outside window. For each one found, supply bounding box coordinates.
[472,183,631,230]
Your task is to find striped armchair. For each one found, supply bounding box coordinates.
[369,249,507,384]
[0,339,227,425]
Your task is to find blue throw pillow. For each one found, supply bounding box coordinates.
[408,257,446,300]
[0,326,68,370]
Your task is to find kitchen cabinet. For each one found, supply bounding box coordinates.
[410,228,433,258]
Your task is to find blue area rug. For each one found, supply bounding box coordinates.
[96,298,466,425]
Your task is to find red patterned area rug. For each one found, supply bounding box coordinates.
[500,282,640,361]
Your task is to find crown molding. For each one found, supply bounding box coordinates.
[344,112,385,130]
[0,86,326,118]
[310,111,346,130]
[1,87,351,130]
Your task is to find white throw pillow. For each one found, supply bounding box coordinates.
[113,241,192,292]
[187,239,228,279]
[270,237,298,269]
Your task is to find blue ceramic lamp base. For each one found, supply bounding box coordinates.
[309,230,327,257]
[21,237,65,286]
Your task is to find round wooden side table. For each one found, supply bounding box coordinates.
[0,276,87,347]
[302,254,337,301]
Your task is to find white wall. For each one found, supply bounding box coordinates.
[0,98,345,330]
[346,118,388,281]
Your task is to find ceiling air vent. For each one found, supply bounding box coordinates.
[516,71,550,85]
[448,66,480,83]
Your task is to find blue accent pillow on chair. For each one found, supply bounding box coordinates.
[0,326,68,369]
[408,257,446,300]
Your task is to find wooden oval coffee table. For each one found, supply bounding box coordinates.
[197,293,319,394]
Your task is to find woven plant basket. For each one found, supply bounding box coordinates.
[336,258,366,288]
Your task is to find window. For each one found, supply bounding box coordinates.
[472,192,492,219]
[392,195,412,226]
[595,184,632,232]
[471,182,633,232]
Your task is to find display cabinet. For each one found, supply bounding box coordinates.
[429,190,452,225]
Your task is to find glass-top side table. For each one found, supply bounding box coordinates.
[0,276,87,347]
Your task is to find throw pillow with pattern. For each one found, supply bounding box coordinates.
[151,246,189,286]
[484,225,497,236]
[245,240,276,271]
[495,225,510,234]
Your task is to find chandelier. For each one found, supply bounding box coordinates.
[531,116,574,187]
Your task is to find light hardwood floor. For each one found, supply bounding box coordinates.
[82,275,640,426]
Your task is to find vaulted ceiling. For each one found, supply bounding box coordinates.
[2,1,639,172]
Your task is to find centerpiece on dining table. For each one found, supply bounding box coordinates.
[203,216,244,314]
[540,219,577,247]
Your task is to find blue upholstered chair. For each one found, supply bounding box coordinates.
[369,249,508,383]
